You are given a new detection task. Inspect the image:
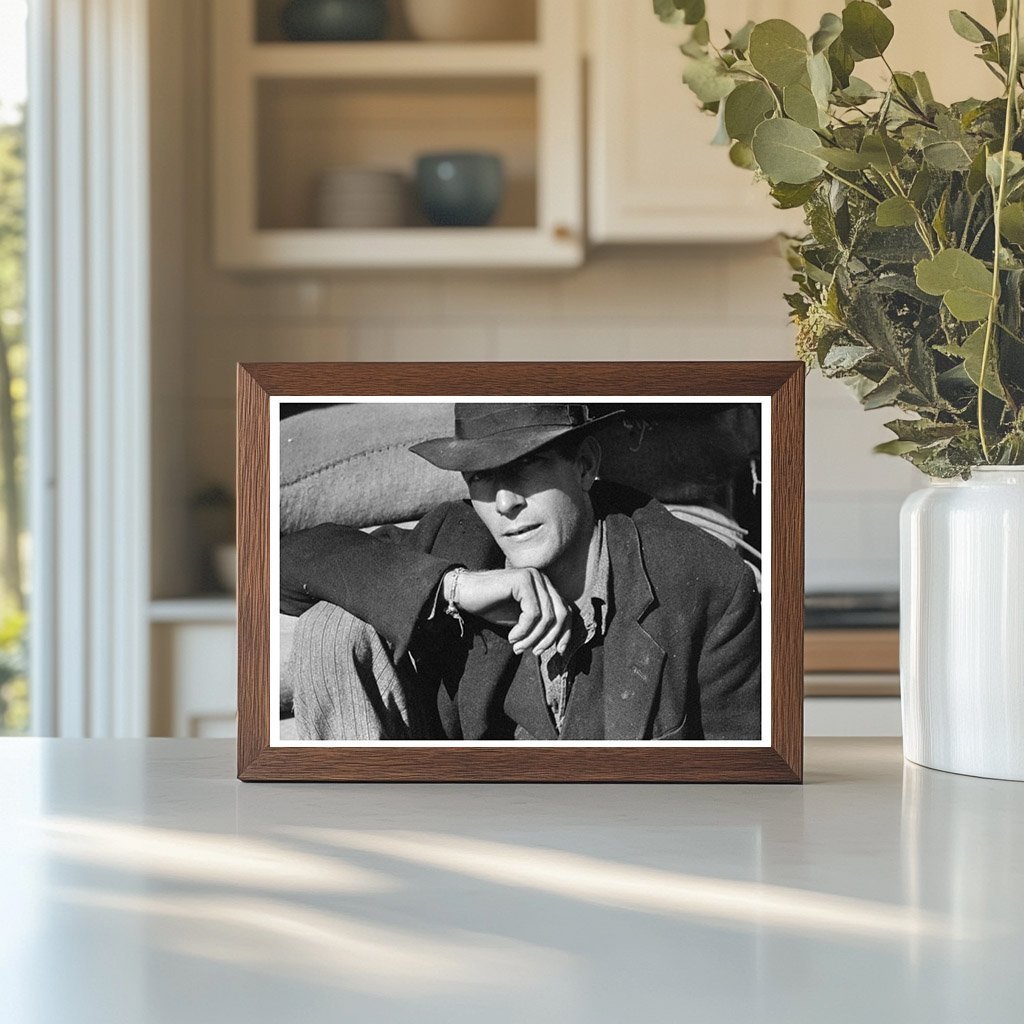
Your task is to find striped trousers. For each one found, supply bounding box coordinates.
[283,602,433,740]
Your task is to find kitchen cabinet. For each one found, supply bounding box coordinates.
[150,599,237,738]
[211,0,583,268]
[587,0,811,243]
[586,0,1000,244]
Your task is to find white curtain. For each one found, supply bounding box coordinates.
[28,0,150,736]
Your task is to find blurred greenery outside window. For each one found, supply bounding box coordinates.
[1,0,28,734]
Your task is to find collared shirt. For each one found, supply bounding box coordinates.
[523,518,611,736]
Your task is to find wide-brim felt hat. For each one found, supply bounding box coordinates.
[409,403,623,473]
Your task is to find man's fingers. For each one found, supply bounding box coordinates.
[509,573,557,651]
[533,580,571,655]
[506,574,542,648]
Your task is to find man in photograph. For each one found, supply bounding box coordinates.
[280,403,761,742]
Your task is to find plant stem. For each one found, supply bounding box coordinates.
[884,170,939,254]
[822,167,880,205]
[978,0,1021,462]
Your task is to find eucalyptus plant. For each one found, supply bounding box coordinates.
[656,0,1024,476]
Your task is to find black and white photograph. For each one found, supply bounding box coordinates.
[271,397,770,746]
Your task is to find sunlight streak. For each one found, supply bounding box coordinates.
[52,886,575,996]
[289,828,978,942]
[38,817,394,893]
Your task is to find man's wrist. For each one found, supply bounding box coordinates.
[441,568,467,635]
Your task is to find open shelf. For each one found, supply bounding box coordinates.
[249,42,544,77]
[254,0,539,45]
[257,76,537,232]
[213,0,582,268]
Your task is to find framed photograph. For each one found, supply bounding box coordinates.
[237,362,804,782]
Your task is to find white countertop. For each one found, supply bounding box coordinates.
[1,738,1021,1023]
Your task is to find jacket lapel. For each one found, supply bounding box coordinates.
[602,511,667,740]
[503,653,558,740]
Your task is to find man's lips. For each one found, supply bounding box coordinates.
[503,523,541,539]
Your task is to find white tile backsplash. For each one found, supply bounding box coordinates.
[183,250,919,592]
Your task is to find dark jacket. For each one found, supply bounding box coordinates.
[280,482,761,741]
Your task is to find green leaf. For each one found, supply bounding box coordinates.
[876,197,918,228]
[862,374,903,409]
[807,52,833,109]
[842,1,895,59]
[751,118,828,184]
[948,10,994,44]
[748,20,809,87]
[986,150,1024,191]
[691,19,710,45]
[729,140,758,169]
[909,164,933,205]
[771,180,820,209]
[993,0,1008,24]
[813,146,872,170]
[860,133,904,173]
[723,81,776,145]
[653,0,705,26]
[922,141,973,171]
[724,20,755,53]
[884,418,963,443]
[682,57,736,104]
[943,325,1006,398]
[784,80,825,129]
[836,76,879,105]
[1000,204,1024,245]
[915,250,994,322]
[912,71,935,104]
[932,190,950,247]
[827,36,856,89]
[810,12,843,54]
[967,144,991,194]
[874,439,922,455]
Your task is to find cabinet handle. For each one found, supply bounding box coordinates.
[553,224,575,241]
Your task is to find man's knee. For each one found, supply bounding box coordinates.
[285,602,421,741]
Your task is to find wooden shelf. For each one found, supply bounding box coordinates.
[249,42,544,78]
[804,629,900,675]
[217,226,580,270]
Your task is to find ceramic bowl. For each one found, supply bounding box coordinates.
[403,0,534,42]
[415,152,504,227]
[281,0,388,42]
[315,168,408,228]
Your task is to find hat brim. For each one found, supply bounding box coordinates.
[409,411,623,473]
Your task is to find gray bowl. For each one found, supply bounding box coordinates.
[415,152,505,227]
[280,0,388,42]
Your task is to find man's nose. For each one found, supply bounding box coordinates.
[494,486,525,516]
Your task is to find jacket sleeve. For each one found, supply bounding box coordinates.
[280,506,466,661]
[696,567,762,740]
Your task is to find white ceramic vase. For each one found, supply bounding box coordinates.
[900,467,1024,781]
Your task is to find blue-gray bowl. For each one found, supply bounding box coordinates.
[415,152,505,228]
[281,0,388,42]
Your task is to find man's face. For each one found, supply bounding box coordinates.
[464,443,597,572]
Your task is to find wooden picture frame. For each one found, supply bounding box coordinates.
[237,362,804,782]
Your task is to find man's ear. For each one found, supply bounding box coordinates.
[577,436,601,492]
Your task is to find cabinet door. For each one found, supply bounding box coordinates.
[587,0,809,243]
[587,0,997,244]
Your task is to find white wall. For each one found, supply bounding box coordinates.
[158,0,921,599]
